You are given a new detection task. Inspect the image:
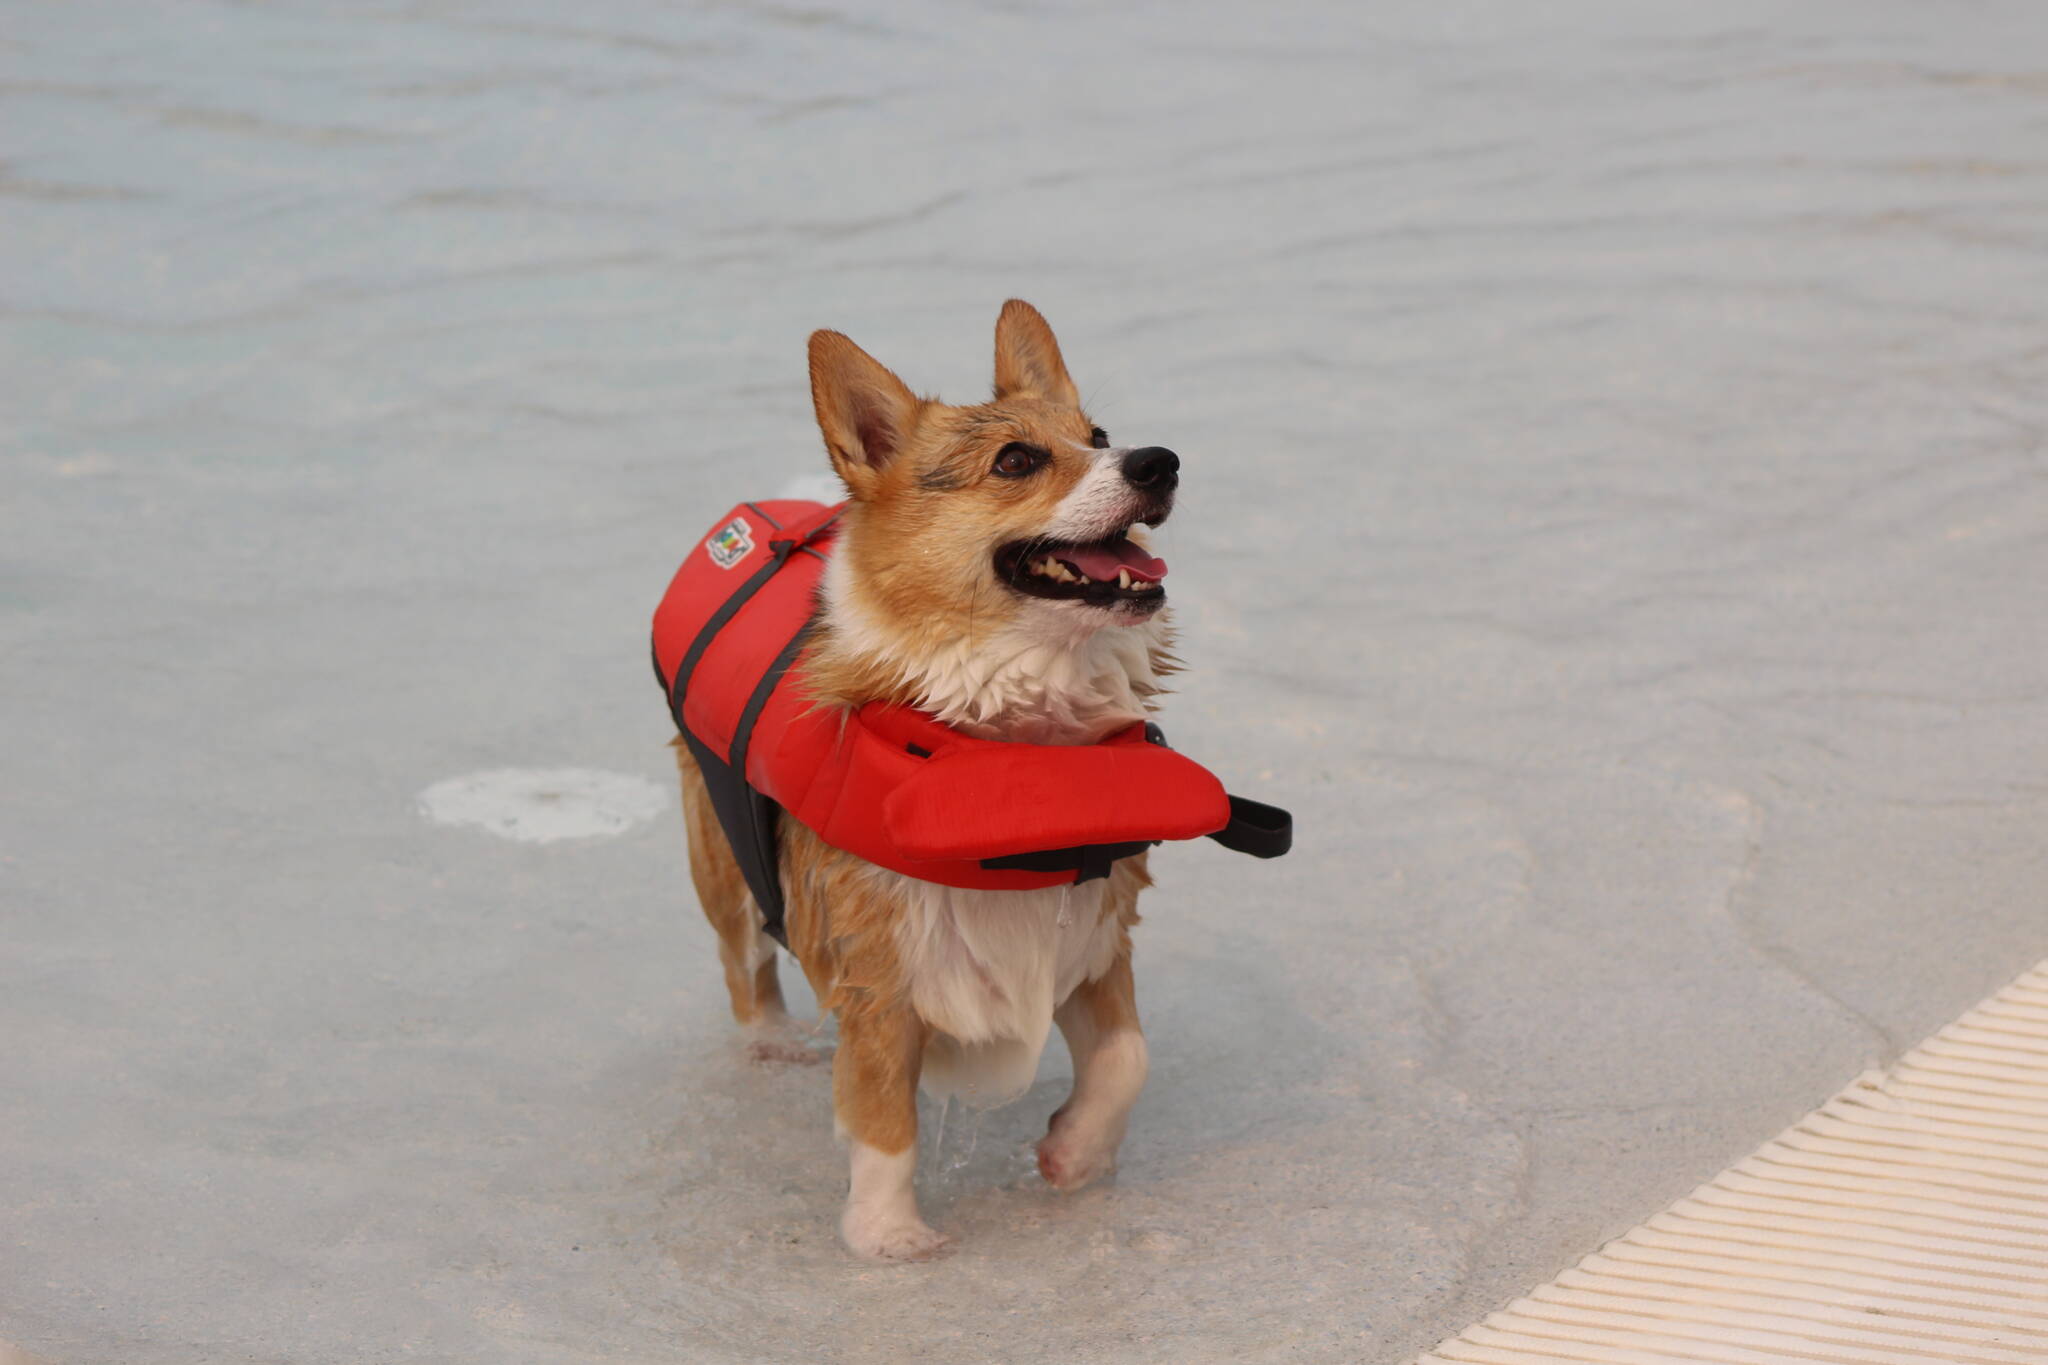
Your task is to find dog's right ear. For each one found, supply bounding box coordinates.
[808,330,920,498]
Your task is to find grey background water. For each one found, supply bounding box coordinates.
[6,2,2048,1361]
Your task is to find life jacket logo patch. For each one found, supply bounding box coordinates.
[706,516,754,569]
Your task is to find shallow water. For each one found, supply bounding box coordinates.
[6,2,2048,1361]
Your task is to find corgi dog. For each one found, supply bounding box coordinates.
[673,300,1180,1260]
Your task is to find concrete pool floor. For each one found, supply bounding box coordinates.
[6,2,2048,1361]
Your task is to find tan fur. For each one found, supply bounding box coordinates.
[675,301,1176,1260]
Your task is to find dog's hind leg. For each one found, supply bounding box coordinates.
[672,740,792,1039]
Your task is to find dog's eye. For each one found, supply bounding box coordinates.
[1089,427,1110,450]
[992,443,1046,478]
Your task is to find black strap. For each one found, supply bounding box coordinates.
[658,532,809,948]
[1206,795,1292,859]
[728,612,816,782]
[722,612,817,947]
[653,508,845,948]
[979,840,1155,883]
[975,796,1291,881]
[665,538,796,732]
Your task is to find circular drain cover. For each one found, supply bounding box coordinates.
[417,768,667,844]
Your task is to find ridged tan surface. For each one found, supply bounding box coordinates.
[1419,961,2048,1365]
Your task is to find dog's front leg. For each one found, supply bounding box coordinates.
[1039,953,1149,1191]
[835,1001,948,1260]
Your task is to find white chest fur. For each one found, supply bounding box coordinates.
[882,871,1124,1106]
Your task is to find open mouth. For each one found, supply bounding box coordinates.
[995,530,1169,611]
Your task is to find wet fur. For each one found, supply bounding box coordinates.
[674,301,1170,1259]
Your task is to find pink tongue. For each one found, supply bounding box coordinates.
[1063,539,1168,583]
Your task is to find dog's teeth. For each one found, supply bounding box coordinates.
[1025,552,1138,588]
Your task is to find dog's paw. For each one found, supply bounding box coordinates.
[1036,1108,1120,1192]
[744,1037,823,1066]
[841,1209,953,1262]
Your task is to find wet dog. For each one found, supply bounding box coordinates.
[674,301,1178,1259]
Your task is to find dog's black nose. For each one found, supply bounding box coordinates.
[1121,446,1179,491]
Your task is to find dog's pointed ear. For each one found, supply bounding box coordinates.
[993,299,1080,408]
[809,330,921,496]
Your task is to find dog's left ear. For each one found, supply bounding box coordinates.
[993,299,1080,408]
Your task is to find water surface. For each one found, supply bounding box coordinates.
[6,2,2048,1361]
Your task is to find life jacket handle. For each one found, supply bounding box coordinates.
[1207,794,1292,859]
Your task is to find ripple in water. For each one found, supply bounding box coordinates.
[417,768,668,844]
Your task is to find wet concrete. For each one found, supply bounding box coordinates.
[5,2,2048,1361]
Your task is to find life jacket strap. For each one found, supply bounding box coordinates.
[662,505,840,949]
[979,840,1157,882]
[1207,795,1293,859]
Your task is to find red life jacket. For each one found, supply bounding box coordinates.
[651,499,1290,943]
